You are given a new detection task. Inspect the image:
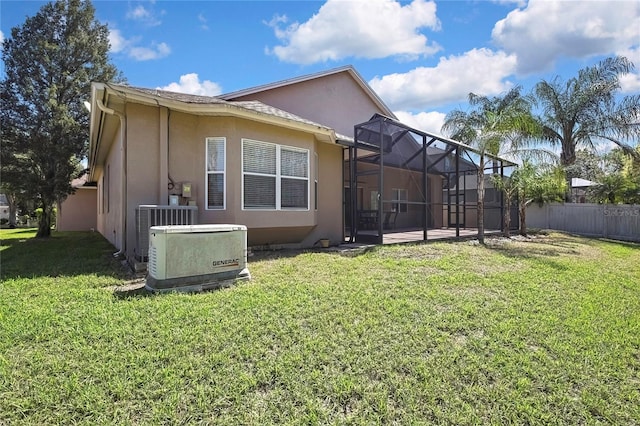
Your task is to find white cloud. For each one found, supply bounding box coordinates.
[0,30,4,46]
[369,48,518,110]
[618,47,640,94]
[108,28,128,53]
[492,0,640,74]
[129,42,171,61]
[126,4,163,27]
[491,0,526,6]
[109,28,170,61]
[158,73,222,96]
[127,5,150,20]
[198,13,209,31]
[267,0,441,64]
[393,110,447,134]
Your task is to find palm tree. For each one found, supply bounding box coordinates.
[534,56,640,170]
[494,160,569,237]
[442,87,540,243]
[589,173,634,204]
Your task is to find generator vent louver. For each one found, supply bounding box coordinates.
[135,205,198,261]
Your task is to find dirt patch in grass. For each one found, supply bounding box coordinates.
[485,233,605,262]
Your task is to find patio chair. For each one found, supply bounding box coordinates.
[383,210,398,230]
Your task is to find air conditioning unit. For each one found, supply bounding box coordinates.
[145,224,250,292]
[135,205,198,261]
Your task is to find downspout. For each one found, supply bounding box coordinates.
[96,98,127,258]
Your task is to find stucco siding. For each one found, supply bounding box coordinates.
[125,103,163,257]
[119,110,343,251]
[227,72,385,137]
[297,140,344,247]
[95,125,124,250]
[57,188,98,231]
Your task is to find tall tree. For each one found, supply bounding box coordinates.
[590,146,640,204]
[564,149,605,183]
[0,0,122,237]
[534,56,640,171]
[442,87,541,243]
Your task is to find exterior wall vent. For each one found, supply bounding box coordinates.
[135,205,198,261]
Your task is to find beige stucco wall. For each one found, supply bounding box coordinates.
[57,188,98,231]
[95,121,124,251]
[120,105,344,256]
[227,72,385,137]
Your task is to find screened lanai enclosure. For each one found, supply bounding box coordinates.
[342,114,518,244]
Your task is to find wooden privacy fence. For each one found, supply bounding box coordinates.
[526,203,640,242]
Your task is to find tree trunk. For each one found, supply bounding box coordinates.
[519,202,527,237]
[6,192,18,228]
[36,203,53,238]
[477,160,485,244]
[561,133,576,202]
[503,195,511,238]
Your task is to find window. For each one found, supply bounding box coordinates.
[206,137,225,210]
[370,191,379,210]
[242,139,309,210]
[392,188,408,213]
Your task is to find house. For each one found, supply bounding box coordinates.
[81,66,398,264]
[223,65,516,243]
[57,174,98,231]
[74,65,515,266]
[0,194,12,223]
[570,177,597,203]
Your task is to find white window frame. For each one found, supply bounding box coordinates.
[241,138,310,211]
[205,137,226,210]
[392,188,408,213]
[370,190,379,211]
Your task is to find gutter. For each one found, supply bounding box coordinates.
[95,98,128,258]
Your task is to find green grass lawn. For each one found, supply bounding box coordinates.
[1,228,639,425]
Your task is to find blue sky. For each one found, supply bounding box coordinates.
[1,0,639,137]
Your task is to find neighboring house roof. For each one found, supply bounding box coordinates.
[220,65,396,119]
[70,173,96,189]
[571,178,597,188]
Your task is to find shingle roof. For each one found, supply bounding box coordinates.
[107,84,332,131]
[232,100,329,129]
[116,85,229,104]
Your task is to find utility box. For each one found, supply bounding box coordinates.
[145,224,250,292]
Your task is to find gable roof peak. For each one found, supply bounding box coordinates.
[220,65,395,118]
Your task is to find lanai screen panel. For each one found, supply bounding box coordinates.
[349,114,516,243]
